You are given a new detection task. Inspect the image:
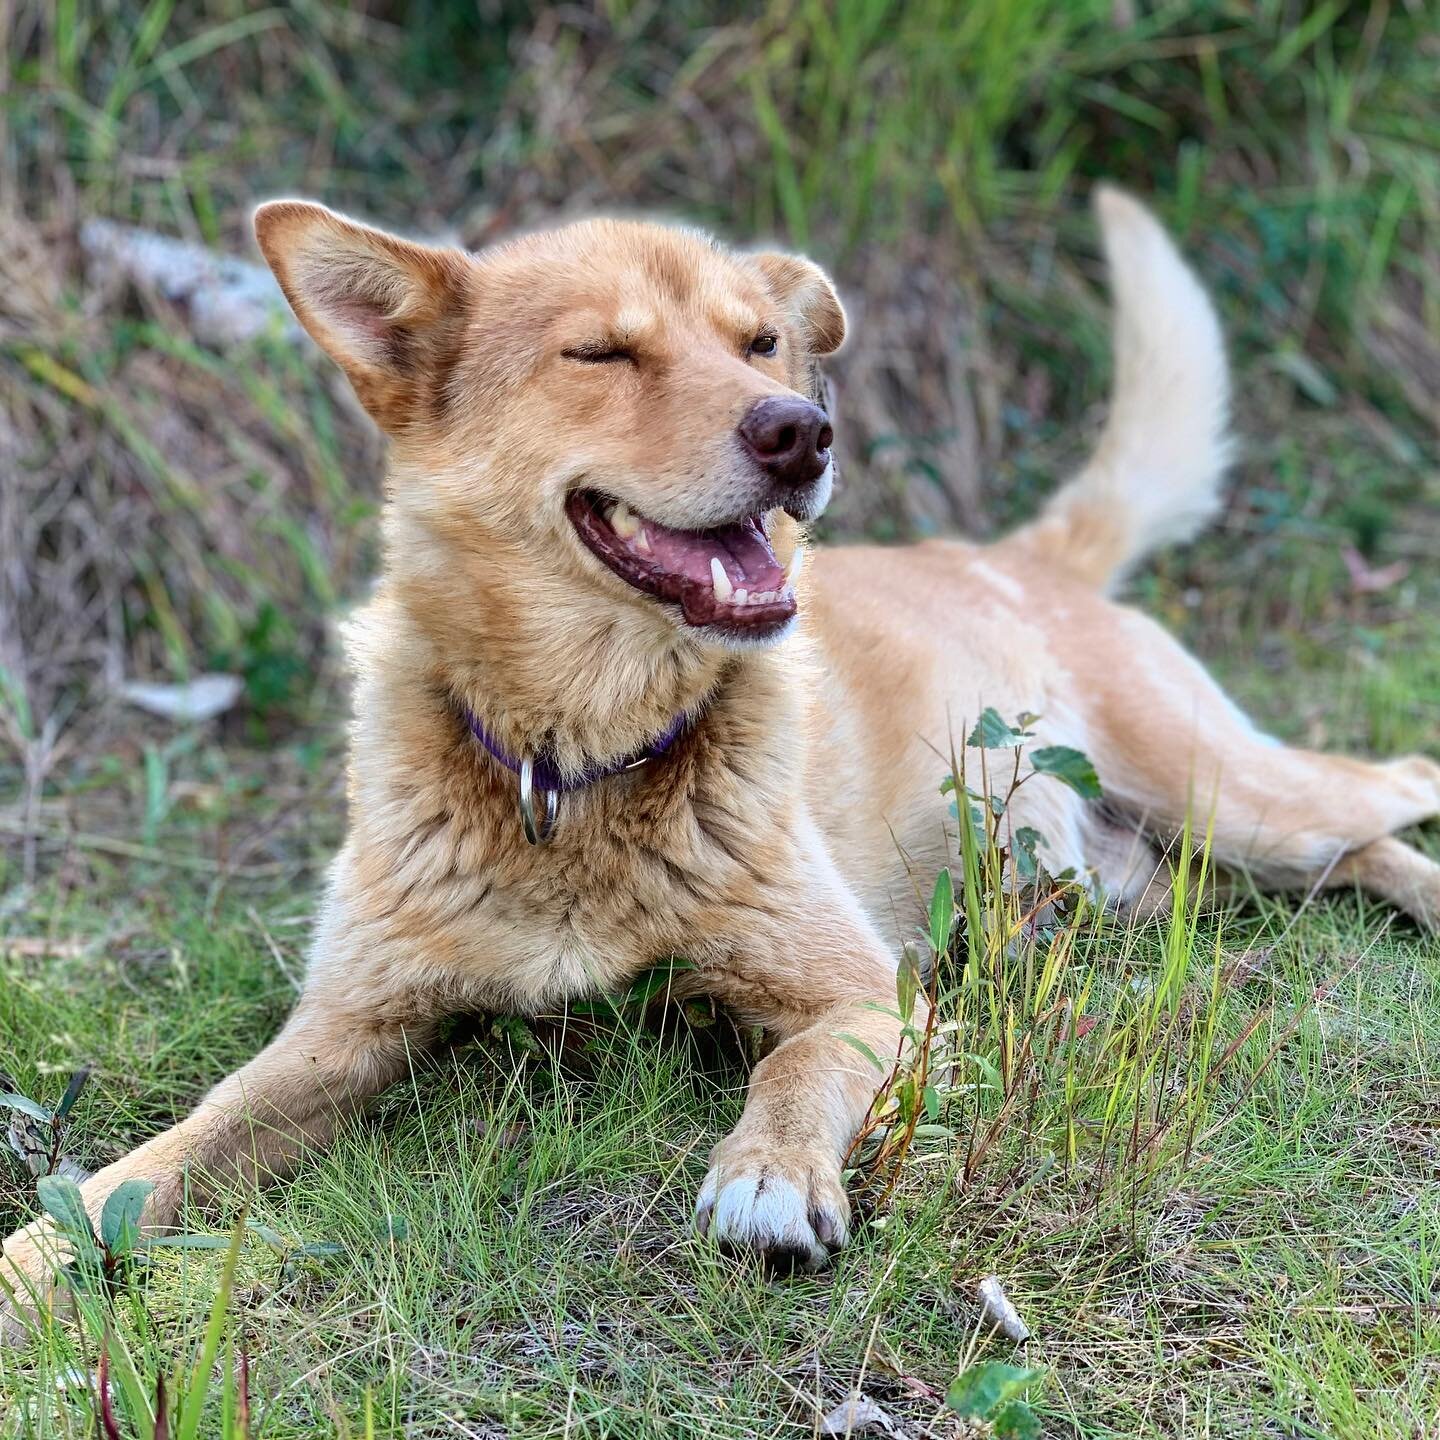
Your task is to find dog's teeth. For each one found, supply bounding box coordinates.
[611,501,641,538]
[735,588,749,605]
[634,527,650,552]
[784,546,804,588]
[710,557,733,602]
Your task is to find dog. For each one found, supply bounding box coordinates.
[4,187,1438,1307]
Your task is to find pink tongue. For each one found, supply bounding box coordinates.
[643,515,785,590]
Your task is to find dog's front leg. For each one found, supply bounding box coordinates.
[1,990,433,1328]
[695,886,903,1270]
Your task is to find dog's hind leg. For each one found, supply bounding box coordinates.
[1100,725,1440,919]
[1078,612,1440,926]
[1,989,437,1328]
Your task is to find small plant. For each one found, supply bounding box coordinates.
[247,1212,407,1283]
[844,710,1101,1204]
[28,1174,230,1300]
[11,1178,256,1439]
[843,709,1292,1225]
[946,1362,1044,1438]
[93,1220,253,1440]
[1,1063,93,1180]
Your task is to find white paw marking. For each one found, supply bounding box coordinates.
[694,1165,847,1269]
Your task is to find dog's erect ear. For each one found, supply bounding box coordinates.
[253,200,475,432]
[752,251,847,358]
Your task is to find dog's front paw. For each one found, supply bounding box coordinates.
[0,1227,60,1346]
[694,1138,850,1271]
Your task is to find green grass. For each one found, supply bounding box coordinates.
[2,668,1439,1437]
[3,0,1440,1435]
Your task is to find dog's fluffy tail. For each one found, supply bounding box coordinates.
[1008,186,1231,592]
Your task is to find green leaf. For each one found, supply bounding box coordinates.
[142,742,169,847]
[488,1015,540,1051]
[245,1221,289,1253]
[1030,746,1102,798]
[912,1122,953,1140]
[36,1175,95,1245]
[54,1064,92,1120]
[138,1233,231,1250]
[681,998,716,1029]
[100,1179,154,1254]
[836,1032,886,1073]
[967,707,1029,749]
[896,1077,917,1126]
[295,1241,345,1260]
[922,1085,941,1123]
[0,1092,52,1123]
[994,1400,1042,1439]
[1267,346,1337,406]
[1013,826,1044,882]
[946,1362,1043,1419]
[61,1257,103,1292]
[929,867,954,955]
[896,947,922,1024]
[623,961,691,1009]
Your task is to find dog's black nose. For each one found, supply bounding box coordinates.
[738,396,833,486]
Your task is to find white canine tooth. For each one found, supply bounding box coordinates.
[710,557,733,602]
[735,588,749,605]
[634,527,651,552]
[784,546,805,588]
[611,501,640,538]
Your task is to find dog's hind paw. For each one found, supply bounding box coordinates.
[694,1144,850,1271]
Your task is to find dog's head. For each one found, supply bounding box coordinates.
[254,203,845,649]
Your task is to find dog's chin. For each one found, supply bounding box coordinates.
[565,489,810,644]
[684,614,799,652]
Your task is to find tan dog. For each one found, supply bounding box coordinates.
[4,188,1439,1305]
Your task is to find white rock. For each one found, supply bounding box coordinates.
[79,219,301,347]
[818,1395,895,1435]
[119,673,243,723]
[977,1274,1032,1341]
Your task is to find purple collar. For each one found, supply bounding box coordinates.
[461,703,688,794]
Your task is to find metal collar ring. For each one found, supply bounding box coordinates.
[518,756,560,845]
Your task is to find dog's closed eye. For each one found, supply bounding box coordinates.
[563,341,635,364]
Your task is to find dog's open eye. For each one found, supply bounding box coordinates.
[748,332,779,358]
[562,342,634,364]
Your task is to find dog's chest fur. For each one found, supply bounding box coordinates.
[319,667,804,1015]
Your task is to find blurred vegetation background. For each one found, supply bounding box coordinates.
[2,0,1437,792]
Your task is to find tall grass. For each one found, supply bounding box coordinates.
[846,731,1254,1232]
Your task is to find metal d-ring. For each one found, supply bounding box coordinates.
[518,756,560,845]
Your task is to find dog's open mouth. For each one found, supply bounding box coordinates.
[567,491,799,633]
